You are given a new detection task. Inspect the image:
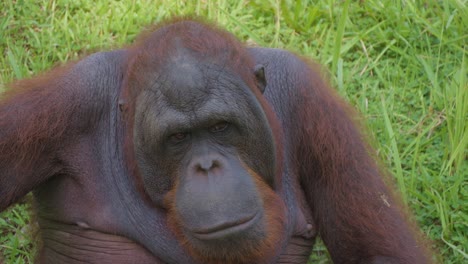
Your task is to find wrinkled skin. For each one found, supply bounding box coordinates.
[0,20,430,264]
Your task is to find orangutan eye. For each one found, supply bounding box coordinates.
[170,132,189,143]
[210,122,229,133]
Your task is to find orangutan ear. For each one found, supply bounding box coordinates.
[254,64,266,93]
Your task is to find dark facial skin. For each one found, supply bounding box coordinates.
[132,53,280,259]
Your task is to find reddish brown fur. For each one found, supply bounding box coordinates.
[292,60,432,263]
[0,64,80,208]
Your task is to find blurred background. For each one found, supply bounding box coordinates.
[0,0,466,263]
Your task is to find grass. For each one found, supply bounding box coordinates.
[0,0,466,263]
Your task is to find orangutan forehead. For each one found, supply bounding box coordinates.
[146,55,244,102]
